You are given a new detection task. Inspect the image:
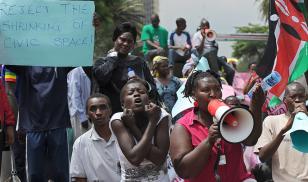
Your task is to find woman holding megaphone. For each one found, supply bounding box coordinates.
[170,70,265,182]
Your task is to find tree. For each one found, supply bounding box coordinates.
[255,0,269,22]
[231,23,268,71]
[93,0,145,58]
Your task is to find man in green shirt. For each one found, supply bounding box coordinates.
[141,14,168,68]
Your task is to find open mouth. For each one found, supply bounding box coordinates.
[134,98,143,106]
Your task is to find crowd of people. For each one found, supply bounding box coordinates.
[0,13,308,182]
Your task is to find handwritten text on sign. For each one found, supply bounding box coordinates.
[0,0,95,66]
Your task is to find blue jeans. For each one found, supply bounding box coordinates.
[26,128,69,182]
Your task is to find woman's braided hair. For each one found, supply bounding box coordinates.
[182,70,222,98]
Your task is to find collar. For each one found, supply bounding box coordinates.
[90,127,115,145]
[187,109,210,127]
[187,109,201,126]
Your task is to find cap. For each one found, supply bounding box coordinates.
[153,56,168,65]
[199,18,209,29]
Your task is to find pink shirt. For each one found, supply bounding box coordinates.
[177,109,253,182]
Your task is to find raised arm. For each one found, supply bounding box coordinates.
[111,118,157,166]
[258,102,307,162]
[243,83,265,146]
[146,116,170,166]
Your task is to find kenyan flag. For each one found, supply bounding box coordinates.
[257,0,308,106]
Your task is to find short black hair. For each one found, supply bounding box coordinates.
[151,14,160,22]
[182,70,222,98]
[120,78,149,104]
[86,93,112,113]
[112,22,137,43]
[176,17,186,26]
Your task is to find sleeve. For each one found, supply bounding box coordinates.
[163,29,169,46]
[185,32,192,46]
[109,112,123,134]
[141,26,151,41]
[92,57,118,87]
[192,32,201,48]
[159,108,172,129]
[70,138,86,178]
[254,116,275,154]
[169,32,175,46]
[67,69,87,122]
[1,83,15,126]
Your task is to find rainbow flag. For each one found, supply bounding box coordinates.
[5,70,16,83]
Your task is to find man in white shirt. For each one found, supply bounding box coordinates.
[192,18,219,73]
[70,93,120,182]
[254,82,308,182]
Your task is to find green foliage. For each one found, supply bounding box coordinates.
[231,23,268,72]
[255,0,269,22]
[93,0,145,58]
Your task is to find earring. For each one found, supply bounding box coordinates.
[194,101,198,108]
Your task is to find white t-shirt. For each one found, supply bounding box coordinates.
[110,108,171,182]
[255,114,308,182]
[70,127,121,182]
[169,31,190,56]
[192,30,218,55]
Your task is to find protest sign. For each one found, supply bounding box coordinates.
[0,0,95,66]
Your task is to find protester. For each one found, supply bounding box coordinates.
[93,22,158,114]
[1,65,27,182]
[67,66,92,140]
[255,82,308,181]
[168,17,192,77]
[0,74,15,176]
[243,62,259,95]
[70,93,120,182]
[6,65,71,182]
[152,56,182,114]
[170,70,265,182]
[110,78,170,181]
[141,14,169,68]
[192,18,219,73]
[224,95,261,174]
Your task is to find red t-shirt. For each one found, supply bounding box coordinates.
[177,109,253,182]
